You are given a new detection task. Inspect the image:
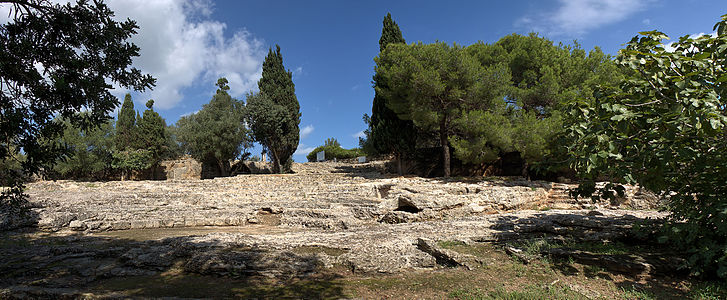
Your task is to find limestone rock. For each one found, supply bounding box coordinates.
[160,155,202,180]
[68,220,86,231]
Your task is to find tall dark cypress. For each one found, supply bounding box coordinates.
[137,100,167,161]
[115,94,136,150]
[378,13,405,52]
[364,13,417,175]
[257,45,301,173]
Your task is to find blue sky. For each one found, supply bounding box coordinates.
[97,0,725,161]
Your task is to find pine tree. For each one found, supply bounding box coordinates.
[363,13,418,175]
[248,45,301,173]
[116,94,136,150]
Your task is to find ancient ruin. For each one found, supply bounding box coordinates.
[1,161,665,298]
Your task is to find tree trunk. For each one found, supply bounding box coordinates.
[217,159,229,177]
[440,118,450,178]
[271,151,281,174]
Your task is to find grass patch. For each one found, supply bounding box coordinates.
[438,240,499,258]
[688,282,727,300]
[511,238,648,257]
[619,285,656,300]
[561,240,639,255]
[449,284,587,300]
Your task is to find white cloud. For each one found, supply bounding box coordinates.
[352,130,365,139]
[2,1,263,110]
[180,110,199,118]
[292,66,304,78]
[517,0,651,36]
[294,143,315,156]
[106,0,266,109]
[300,125,314,139]
[0,4,10,24]
[642,18,651,25]
[663,32,717,52]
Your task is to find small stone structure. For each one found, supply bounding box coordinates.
[159,155,202,180]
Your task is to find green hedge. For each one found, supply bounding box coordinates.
[306,145,364,162]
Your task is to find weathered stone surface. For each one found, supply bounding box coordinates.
[17,162,661,234]
[416,238,482,270]
[0,161,669,296]
[160,155,202,180]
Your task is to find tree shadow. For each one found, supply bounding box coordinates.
[429,176,556,189]
[0,195,40,231]
[332,164,388,180]
[0,228,347,299]
[487,211,695,299]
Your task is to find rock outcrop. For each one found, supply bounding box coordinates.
[0,161,667,297]
[159,156,203,180]
[18,162,660,233]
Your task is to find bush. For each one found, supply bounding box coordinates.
[306,145,364,162]
[565,15,727,278]
[111,149,154,180]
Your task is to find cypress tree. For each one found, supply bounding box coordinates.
[363,13,417,175]
[116,94,136,150]
[137,100,167,162]
[249,45,301,173]
[378,13,405,52]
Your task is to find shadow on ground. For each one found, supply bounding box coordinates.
[0,228,347,299]
[488,211,700,299]
[332,164,388,180]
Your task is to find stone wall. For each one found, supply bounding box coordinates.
[160,155,202,180]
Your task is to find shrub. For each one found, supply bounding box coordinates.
[306,145,364,162]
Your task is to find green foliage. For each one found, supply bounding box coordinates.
[175,78,250,176]
[466,34,623,175]
[481,33,623,113]
[361,13,418,175]
[306,144,364,162]
[688,282,727,300]
[116,94,137,150]
[450,110,513,164]
[247,45,301,173]
[136,100,167,162]
[511,111,563,164]
[375,42,509,176]
[565,15,727,278]
[378,13,405,53]
[0,0,154,205]
[53,117,115,180]
[618,286,655,300]
[111,149,153,179]
[324,138,341,148]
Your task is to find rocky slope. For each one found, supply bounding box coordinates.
[1,161,665,297]
[23,161,658,233]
